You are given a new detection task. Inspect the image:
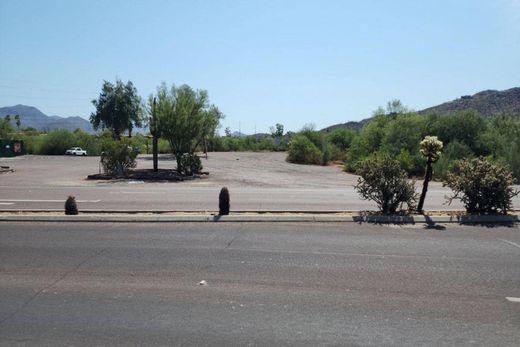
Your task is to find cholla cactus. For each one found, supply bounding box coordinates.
[417,136,443,212]
[420,136,443,162]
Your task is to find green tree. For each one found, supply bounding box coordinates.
[270,123,284,138]
[153,83,223,175]
[90,79,143,139]
[0,117,13,138]
[14,114,21,130]
[224,127,231,137]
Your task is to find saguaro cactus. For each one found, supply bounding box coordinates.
[417,136,443,212]
[219,187,230,215]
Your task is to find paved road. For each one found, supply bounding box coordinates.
[1,222,519,346]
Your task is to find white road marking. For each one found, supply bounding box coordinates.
[0,202,14,205]
[0,199,101,203]
[506,297,520,303]
[498,239,520,250]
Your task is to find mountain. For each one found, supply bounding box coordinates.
[0,105,94,133]
[321,87,520,133]
[418,87,520,116]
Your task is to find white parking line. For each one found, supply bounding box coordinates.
[0,199,101,203]
[506,297,520,303]
[498,239,520,250]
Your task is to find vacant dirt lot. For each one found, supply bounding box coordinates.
[0,152,357,188]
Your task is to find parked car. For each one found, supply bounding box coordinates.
[65,147,87,156]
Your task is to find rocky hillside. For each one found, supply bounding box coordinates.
[0,105,94,133]
[322,87,520,133]
[418,87,520,116]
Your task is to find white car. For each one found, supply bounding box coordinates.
[65,147,87,156]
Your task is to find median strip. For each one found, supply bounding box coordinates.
[0,212,518,224]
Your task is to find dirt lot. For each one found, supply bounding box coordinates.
[0,152,357,188]
[1,152,518,211]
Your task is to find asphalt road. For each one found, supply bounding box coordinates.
[1,222,519,346]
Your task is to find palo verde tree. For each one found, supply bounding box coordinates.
[90,79,143,139]
[417,136,443,212]
[152,83,223,176]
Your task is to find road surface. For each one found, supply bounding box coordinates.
[1,222,519,346]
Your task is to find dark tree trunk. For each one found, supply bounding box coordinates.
[153,136,158,172]
[417,157,433,212]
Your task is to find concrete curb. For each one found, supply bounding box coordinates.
[0,213,518,224]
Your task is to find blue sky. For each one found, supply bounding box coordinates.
[0,0,518,134]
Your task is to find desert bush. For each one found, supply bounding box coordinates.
[354,156,417,214]
[287,135,323,165]
[100,138,137,176]
[444,157,519,214]
[327,128,355,151]
[19,134,44,154]
[177,153,202,176]
[39,130,77,155]
[433,140,473,179]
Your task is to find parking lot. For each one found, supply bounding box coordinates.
[0,152,517,212]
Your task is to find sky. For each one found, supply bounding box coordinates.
[0,0,519,134]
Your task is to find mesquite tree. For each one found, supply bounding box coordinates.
[90,79,143,139]
[417,136,443,212]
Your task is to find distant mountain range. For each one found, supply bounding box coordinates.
[3,87,520,135]
[322,87,520,132]
[0,105,94,133]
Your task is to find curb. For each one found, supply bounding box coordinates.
[0,213,518,224]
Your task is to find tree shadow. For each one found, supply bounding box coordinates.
[140,154,177,161]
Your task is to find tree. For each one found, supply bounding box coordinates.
[14,114,21,130]
[270,123,284,138]
[0,117,13,138]
[90,79,143,139]
[417,136,443,212]
[153,83,223,175]
[225,127,232,137]
[145,96,161,172]
[373,99,410,117]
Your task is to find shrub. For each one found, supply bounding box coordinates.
[327,128,355,151]
[444,157,519,214]
[100,138,137,176]
[433,140,473,180]
[40,130,77,155]
[286,135,323,165]
[177,153,202,176]
[354,156,417,214]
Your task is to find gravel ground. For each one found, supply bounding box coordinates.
[0,152,357,188]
